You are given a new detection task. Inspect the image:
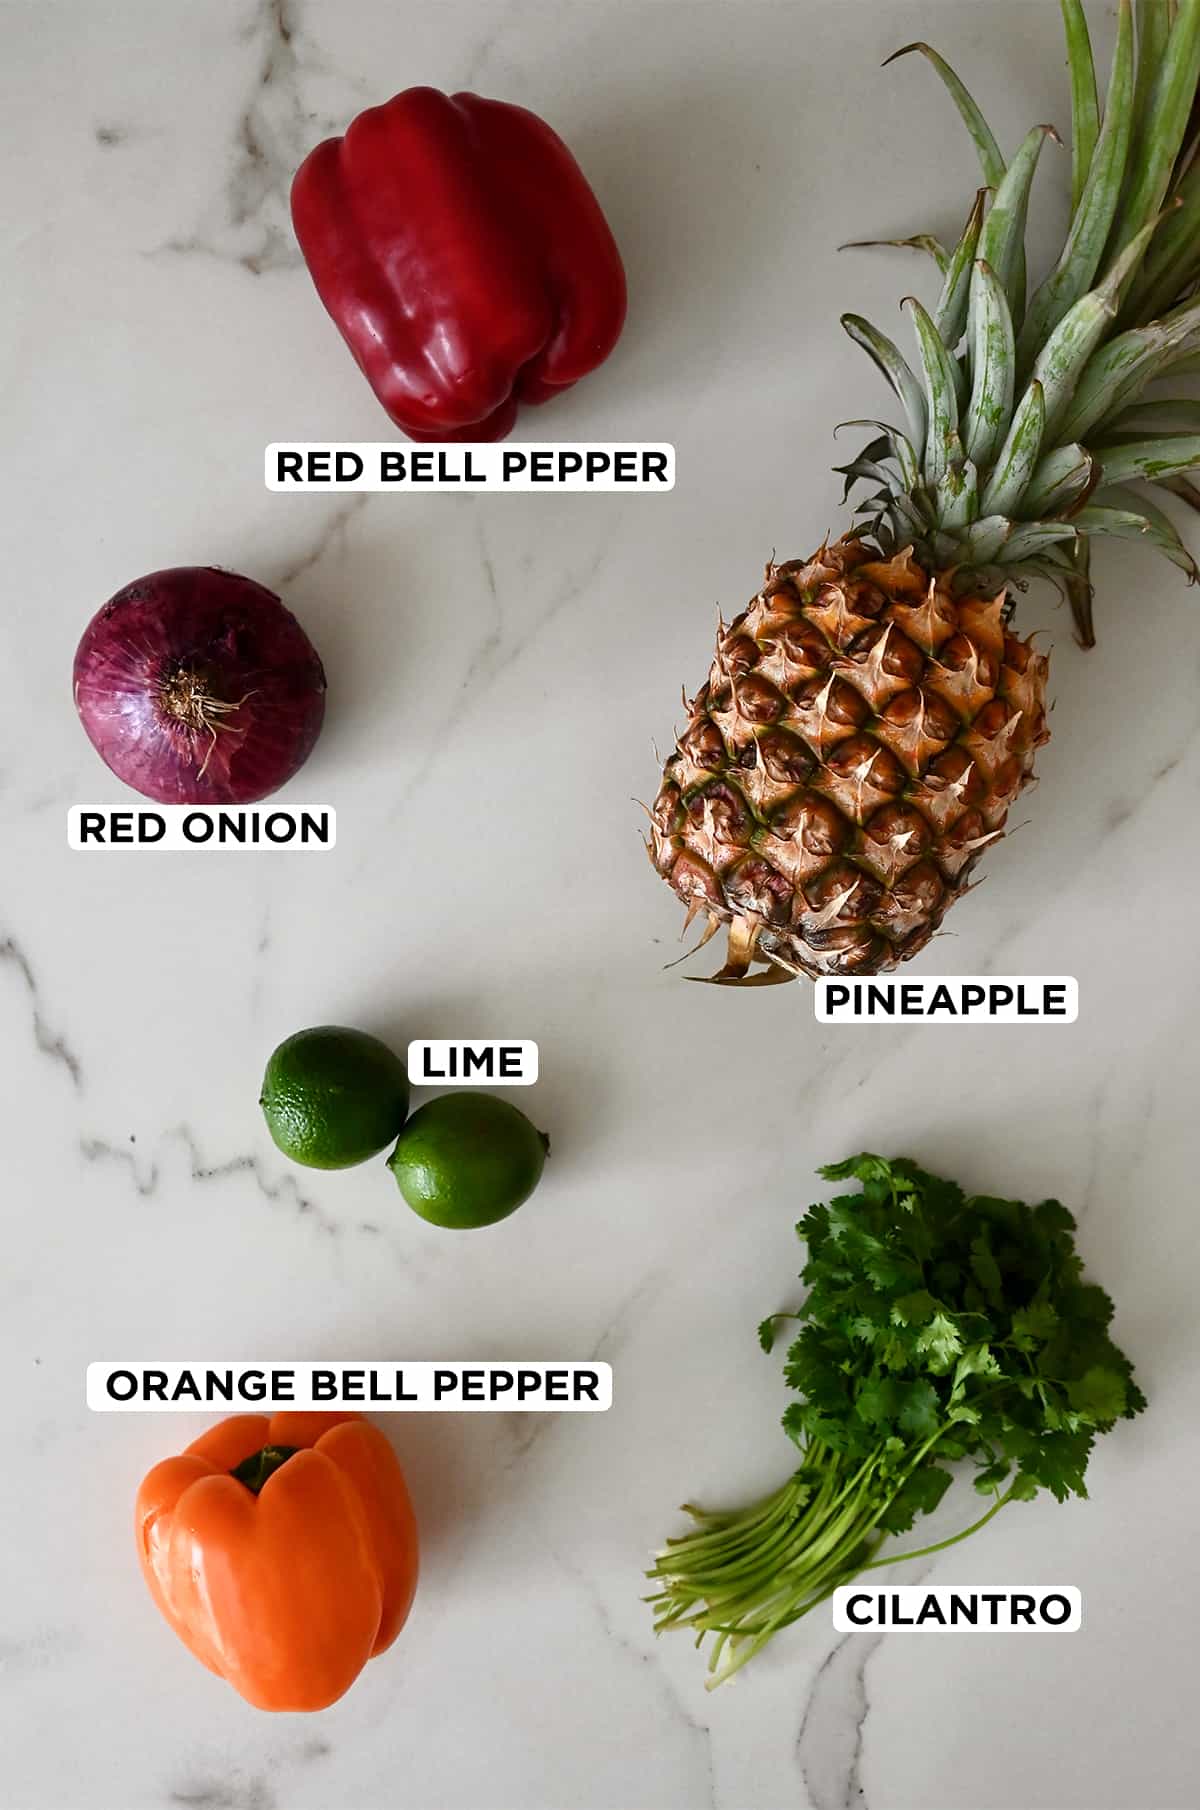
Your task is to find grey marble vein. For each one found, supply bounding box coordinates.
[273,493,370,588]
[494,1265,667,1475]
[0,934,82,1090]
[79,1124,354,1239]
[458,0,525,90]
[166,1725,335,1810]
[167,1781,274,1810]
[151,0,350,276]
[547,1535,717,1810]
[79,1133,160,1198]
[587,1264,668,1367]
[797,1547,942,1810]
[796,1631,882,1810]
[367,512,613,852]
[246,903,272,1023]
[0,1627,81,1677]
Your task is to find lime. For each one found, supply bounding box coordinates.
[387,1092,549,1228]
[260,1026,410,1169]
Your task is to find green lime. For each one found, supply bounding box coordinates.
[260,1026,410,1170]
[387,1092,549,1228]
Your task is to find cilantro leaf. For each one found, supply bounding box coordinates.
[1011,1300,1059,1349]
[1022,1427,1095,1502]
[855,1375,900,1429]
[952,1343,1003,1390]
[758,1312,799,1354]
[819,1153,900,1186]
[890,1289,938,1327]
[898,1379,941,1437]
[915,1312,963,1371]
[1066,1366,1127,1424]
[969,1232,1005,1309]
[878,1463,954,1533]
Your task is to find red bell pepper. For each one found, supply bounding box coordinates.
[291,88,627,442]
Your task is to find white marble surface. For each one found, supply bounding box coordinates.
[2,2,1198,1807]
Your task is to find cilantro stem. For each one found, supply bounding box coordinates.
[648,1454,889,1675]
[858,1486,1014,1571]
[652,1430,1012,1682]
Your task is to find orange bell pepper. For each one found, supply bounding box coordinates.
[135,1411,419,1711]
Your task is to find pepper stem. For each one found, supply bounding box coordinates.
[230,1444,301,1495]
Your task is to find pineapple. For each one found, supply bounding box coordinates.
[650,0,1200,983]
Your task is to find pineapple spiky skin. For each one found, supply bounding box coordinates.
[649,539,1049,981]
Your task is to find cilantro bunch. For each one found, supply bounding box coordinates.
[648,1155,1144,1685]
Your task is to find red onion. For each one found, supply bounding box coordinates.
[73,567,327,804]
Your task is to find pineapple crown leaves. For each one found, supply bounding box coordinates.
[842,0,1200,644]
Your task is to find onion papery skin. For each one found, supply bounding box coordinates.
[73,568,327,805]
